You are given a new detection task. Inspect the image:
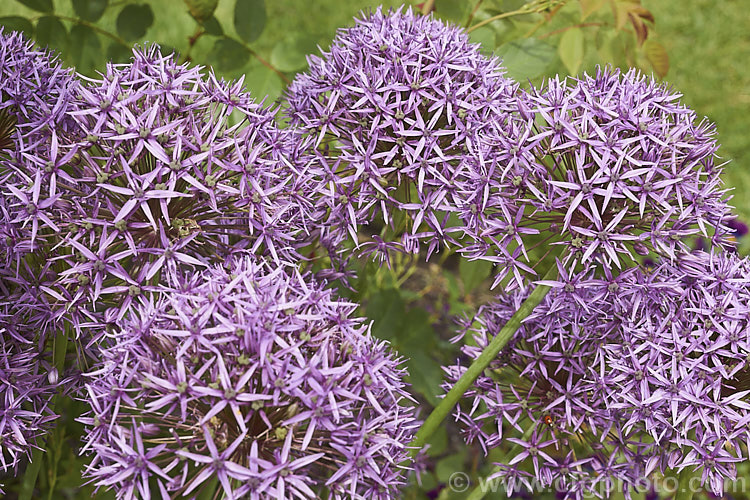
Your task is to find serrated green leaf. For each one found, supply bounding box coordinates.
[468,26,496,55]
[207,38,250,72]
[14,0,52,13]
[72,0,108,22]
[270,35,316,72]
[116,4,154,42]
[35,16,67,54]
[234,0,266,44]
[184,0,218,21]
[201,15,223,36]
[69,24,101,75]
[0,16,34,37]
[559,27,585,75]
[459,259,492,294]
[495,37,555,81]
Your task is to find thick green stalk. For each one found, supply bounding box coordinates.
[408,263,559,455]
[18,327,69,500]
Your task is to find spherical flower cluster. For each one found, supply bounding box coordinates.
[0,31,76,471]
[604,250,750,494]
[444,265,640,498]
[286,7,516,270]
[80,256,417,499]
[45,45,317,335]
[458,67,731,289]
[0,28,78,296]
[444,251,750,497]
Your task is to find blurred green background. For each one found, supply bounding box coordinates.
[0,0,748,498]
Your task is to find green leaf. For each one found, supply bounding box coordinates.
[436,1,468,23]
[207,37,249,72]
[234,0,266,44]
[406,350,443,406]
[35,16,67,54]
[270,35,316,72]
[184,0,218,21]
[13,0,52,13]
[495,37,556,81]
[468,26,496,55]
[69,24,102,75]
[459,259,492,294]
[643,39,669,78]
[365,288,406,342]
[436,453,467,483]
[559,27,585,75]
[201,15,223,36]
[0,16,34,37]
[244,61,283,103]
[426,426,448,456]
[116,4,154,41]
[579,0,605,20]
[73,0,108,22]
[106,42,132,64]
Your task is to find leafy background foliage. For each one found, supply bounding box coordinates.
[0,0,748,498]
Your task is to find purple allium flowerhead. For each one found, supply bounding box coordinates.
[443,264,644,498]
[459,67,732,289]
[445,251,750,498]
[602,250,750,496]
[79,256,418,499]
[0,28,78,283]
[286,7,516,271]
[0,300,60,473]
[47,45,316,336]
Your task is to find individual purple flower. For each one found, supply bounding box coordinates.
[286,7,516,271]
[79,256,418,499]
[458,67,732,289]
[44,45,317,337]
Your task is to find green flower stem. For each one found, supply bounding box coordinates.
[18,327,69,500]
[408,262,559,456]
